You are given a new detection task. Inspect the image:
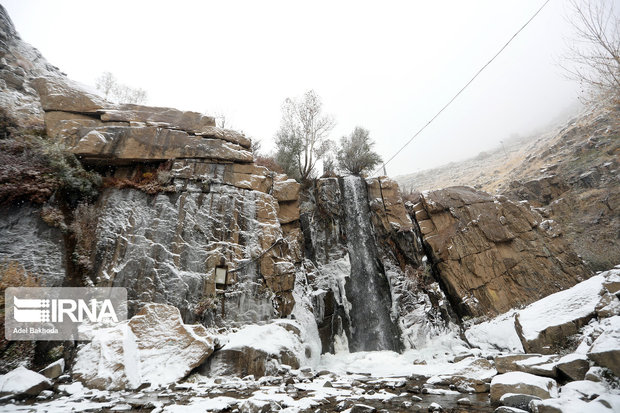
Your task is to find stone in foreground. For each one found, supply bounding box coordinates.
[587,315,620,376]
[73,303,214,390]
[0,366,52,397]
[202,322,303,378]
[490,372,558,403]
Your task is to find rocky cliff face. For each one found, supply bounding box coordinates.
[36,77,303,324]
[409,186,590,319]
[299,176,459,354]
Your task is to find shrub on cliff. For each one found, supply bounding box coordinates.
[337,127,382,176]
[0,111,101,206]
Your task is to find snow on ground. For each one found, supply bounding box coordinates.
[464,310,524,353]
[464,268,620,352]
[222,323,302,356]
[319,333,493,380]
[162,396,237,412]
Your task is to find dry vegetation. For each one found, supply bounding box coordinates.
[0,107,101,206]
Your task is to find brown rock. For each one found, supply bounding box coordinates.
[44,111,128,145]
[414,186,588,317]
[202,323,300,377]
[588,322,620,376]
[278,200,300,224]
[494,354,546,374]
[366,177,414,232]
[99,104,215,133]
[38,359,64,379]
[273,177,300,202]
[555,354,589,381]
[32,76,110,113]
[71,126,253,164]
[196,125,251,148]
[490,372,558,403]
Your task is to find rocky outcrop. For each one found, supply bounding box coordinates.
[24,72,302,322]
[0,5,64,128]
[31,76,253,165]
[410,186,590,318]
[73,303,214,390]
[515,272,615,354]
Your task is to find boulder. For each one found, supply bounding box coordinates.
[412,186,587,317]
[0,366,51,397]
[495,354,547,374]
[499,393,541,410]
[38,359,64,379]
[99,103,215,133]
[514,355,559,378]
[71,126,253,164]
[494,407,528,413]
[202,323,302,378]
[73,303,214,390]
[555,354,589,381]
[31,76,109,113]
[587,315,620,376]
[490,372,558,403]
[515,275,608,354]
[350,405,376,413]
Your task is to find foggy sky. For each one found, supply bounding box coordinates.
[3,0,586,177]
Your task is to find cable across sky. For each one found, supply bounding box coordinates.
[375,0,552,176]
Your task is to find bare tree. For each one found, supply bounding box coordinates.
[95,72,116,100]
[337,127,382,175]
[275,90,335,181]
[564,0,620,99]
[95,72,148,104]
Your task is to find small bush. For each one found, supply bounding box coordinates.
[255,155,285,174]
[0,134,101,206]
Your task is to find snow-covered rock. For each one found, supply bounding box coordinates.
[0,366,51,396]
[588,315,620,376]
[499,393,541,410]
[74,303,214,390]
[515,274,610,354]
[490,372,558,403]
[556,353,590,381]
[38,358,65,379]
[530,394,620,413]
[202,322,303,378]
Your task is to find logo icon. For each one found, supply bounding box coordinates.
[13,297,51,323]
[5,287,127,341]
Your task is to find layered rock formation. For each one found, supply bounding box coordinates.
[7,70,302,324]
[409,186,590,318]
[0,5,63,128]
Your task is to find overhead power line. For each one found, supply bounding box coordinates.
[375,0,551,176]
